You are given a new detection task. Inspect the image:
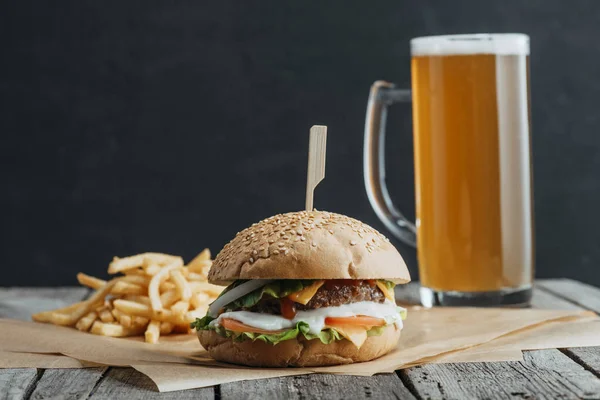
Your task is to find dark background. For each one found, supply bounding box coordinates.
[1,1,599,286]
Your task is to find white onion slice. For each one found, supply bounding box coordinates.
[208,279,275,317]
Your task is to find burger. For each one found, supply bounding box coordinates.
[192,210,410,367]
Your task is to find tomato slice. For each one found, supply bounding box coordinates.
[325,315,386,328]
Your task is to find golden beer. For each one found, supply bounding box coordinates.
[411,36,534,294]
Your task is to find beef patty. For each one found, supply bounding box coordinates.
[244,280,386,315]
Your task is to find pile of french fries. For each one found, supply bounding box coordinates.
[32,250,223,343]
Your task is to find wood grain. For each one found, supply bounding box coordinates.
[88,368,214,399]
[29,367,107,400]
[563,347,600,379]
[400,349,600,400]
[537,279,600,313]
[0,368,38,400]
[219,373,416,400]
[531,284,586,310]
[305,125,327,211]
[0,287,89,321]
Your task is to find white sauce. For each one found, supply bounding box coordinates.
[210,301,404,335]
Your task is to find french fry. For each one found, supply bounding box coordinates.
[187,260,212,275]
[75,311,97,332]
[148,258,183,312]
[189,281,223,297]
[111,281,145,296]
[90,321,144,337]
[120,275,150,286]
[120,315,132,328]
[187,248,211,271]
[113,299,150,317]
[32,301,87,323]
[77,273,106,290]
[159,290,180,308]
[38,281,116,326]
[171,301,190,316]
[170,269,192,301]
[33,250,220,343]
[133,316,150,327]
[145,320,161,344]
[123,295,151,306]
[113,299,188,324]
[123,268,145,276]
[108,253,179,274]
[190,292,210,309]
[187,272,205,281]
[99,308,115,323]
[159,281,176,292]
[143,263,161,276]
[160,321,174,335]
[111,308,125,323]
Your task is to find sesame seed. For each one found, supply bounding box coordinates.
[300,237,306,241]
[311,242,317,247]
[284,249,289,255]
[273,250,280,255]
[249,257,254,263]
[253,250,258,255]
[328,229,334,234]
[350,240,357,246]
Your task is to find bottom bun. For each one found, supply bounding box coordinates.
[197,325,401,367]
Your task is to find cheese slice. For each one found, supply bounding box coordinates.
[329,324,368,348]
[376,281,395,302]
[288,280,325,305]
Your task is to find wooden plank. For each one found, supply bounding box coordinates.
[219,373,416,400]
[400,349,600,400]
[29,367,107,400]
[537,279,600,313]
[88,367,214,399]
[0,287,89,320]
[531,284,586,310]
[563,348,600,378]
[0,368,39,400]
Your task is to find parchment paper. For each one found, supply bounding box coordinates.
[1,307,598,392]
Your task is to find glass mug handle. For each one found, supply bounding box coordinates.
[363,80,416,247]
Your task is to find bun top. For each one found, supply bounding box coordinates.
[208,210,411,285]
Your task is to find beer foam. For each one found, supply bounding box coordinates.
[411,34,529,56]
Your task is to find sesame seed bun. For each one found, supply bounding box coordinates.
[198,324,401,367]
[208,210,410,285]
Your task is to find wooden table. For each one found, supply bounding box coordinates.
[1,279,600,400]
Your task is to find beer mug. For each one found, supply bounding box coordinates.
[364,34,533,307]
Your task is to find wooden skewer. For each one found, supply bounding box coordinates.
[305,125,327,211]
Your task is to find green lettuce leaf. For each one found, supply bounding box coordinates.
[190,315,214,331]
